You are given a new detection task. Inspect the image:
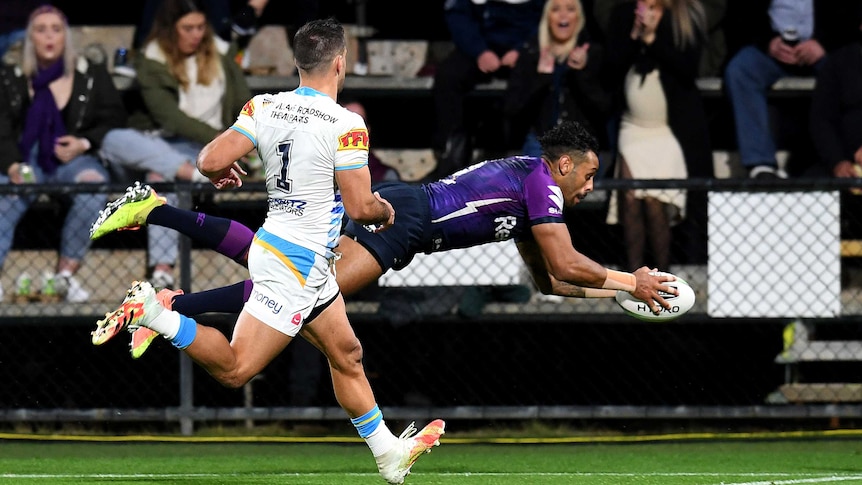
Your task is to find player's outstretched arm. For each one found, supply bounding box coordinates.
[530,223,677,312]
[517,240,615,298]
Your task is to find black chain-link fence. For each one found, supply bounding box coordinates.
[0,179,860,432]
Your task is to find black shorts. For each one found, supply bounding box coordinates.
[343,182,431,271]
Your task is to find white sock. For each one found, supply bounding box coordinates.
[365,421,399,457]
[146,309,181,339]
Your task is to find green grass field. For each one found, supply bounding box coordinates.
[1,434,861,484]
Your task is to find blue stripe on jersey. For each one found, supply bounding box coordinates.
[329,203,344,246]
[230,125,255,144]
[335,162,368,171]
[253,228,316,286]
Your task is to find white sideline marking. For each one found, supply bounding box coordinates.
[709,477,862,485]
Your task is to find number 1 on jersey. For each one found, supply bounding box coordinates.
[276,140,293,193]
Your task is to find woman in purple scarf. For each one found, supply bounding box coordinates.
[0,5,113,303]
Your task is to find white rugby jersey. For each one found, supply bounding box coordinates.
[231,87,369,257]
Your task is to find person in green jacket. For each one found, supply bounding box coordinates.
[132,0,252,160]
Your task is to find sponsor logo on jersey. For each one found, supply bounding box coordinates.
[240,99,254,117]
[268,198,307,216]
[252,288,282,315]
[494,215,517,240]
[291,312,303,325]
[337,129,370,151]
[548,186,563,214]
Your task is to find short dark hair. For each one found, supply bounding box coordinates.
[293,18,346,73]
[538,121,599,162]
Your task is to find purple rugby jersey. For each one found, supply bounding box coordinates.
[422,156,566,252]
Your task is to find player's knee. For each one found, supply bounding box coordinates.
[329,338,364,375]
[215,370,251,389]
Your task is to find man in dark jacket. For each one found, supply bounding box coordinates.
[430,0,545,180]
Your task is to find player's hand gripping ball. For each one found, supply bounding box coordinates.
[615,272,695,322]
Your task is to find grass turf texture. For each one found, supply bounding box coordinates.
[0,439,861,484]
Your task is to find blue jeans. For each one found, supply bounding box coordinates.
[0,155,109,268]
[724,46,822,169]
[101,128,191,268]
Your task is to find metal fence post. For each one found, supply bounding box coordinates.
[176,183,195,435]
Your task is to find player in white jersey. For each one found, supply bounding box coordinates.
[90,18,444,484]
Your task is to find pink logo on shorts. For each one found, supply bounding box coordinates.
[291,312,302,325]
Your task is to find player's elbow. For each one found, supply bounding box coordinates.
[344,201,383,225]
[196,151,219,176]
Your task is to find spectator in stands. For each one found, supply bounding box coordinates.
[592,0,726,77]
[503,0,612,157]
[0,5,212,302]
[723,0,861,179]
[808,15,862,262]
[603,0,712,272]
[0,5,113,303]
[129,0,254,287]
[808,16,862,182]
[429,0,545,180]
[131,0,251,158]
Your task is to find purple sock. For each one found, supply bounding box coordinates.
[148,206,253,266]
[172,280,251,316]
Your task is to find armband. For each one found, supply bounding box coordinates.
[601,269,636,293]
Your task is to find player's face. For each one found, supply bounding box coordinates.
[562,150,599,207]
[175,12,207,56]
[30,12,66,67]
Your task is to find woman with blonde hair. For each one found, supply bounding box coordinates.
[504,0,611,156]
[604,0,713,272]
[0,5,114,302]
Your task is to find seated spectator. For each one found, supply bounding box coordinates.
[0,5,113,302]
[429,0,545,180]
[808,15,862,182]
[3,5,211,298]
[808,14,862,269]
[503,0,611,157]
[603,0,712,272]
[128,0,255,286]
[723,0,861,179]
[130,0,252,161]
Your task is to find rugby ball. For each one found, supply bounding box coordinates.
[614,272,695,322]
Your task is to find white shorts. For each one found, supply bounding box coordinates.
[244,229,339,337]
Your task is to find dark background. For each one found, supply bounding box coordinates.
[53,0,450,42]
